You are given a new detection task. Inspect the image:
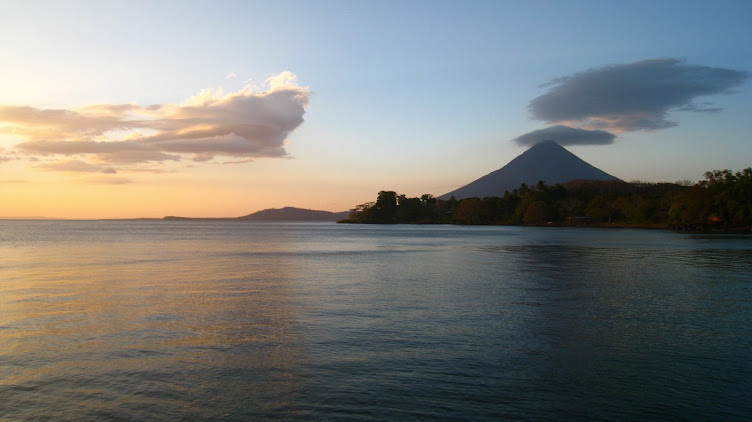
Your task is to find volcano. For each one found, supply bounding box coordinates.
[439,141,621,199]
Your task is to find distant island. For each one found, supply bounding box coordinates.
[164,207,348,222]
[238,207,349,221]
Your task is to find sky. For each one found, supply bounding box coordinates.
[1,0,750,219]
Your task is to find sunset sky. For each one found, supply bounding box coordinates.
[1,0,750,219]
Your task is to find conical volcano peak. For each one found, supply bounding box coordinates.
[439,142,620,199]
[522,139,568,154]
[531,139,560,147]
[525,139,572,152]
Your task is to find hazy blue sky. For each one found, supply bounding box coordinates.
[1,0,750,217]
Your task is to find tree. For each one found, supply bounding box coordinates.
[420,194,437,205]
[373,191,398,223]
[396,195,423,222]
[524,200,550,224]
[558,197,584,218]
[455,198,481,224]
[611,197,635,222]
[585,195,611,222]
[348,201,375,222]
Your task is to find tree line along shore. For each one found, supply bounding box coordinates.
[340,168,752,232]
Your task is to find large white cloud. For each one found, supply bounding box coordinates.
[4,71,310,172]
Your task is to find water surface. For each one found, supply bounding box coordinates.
[1,221,750,420]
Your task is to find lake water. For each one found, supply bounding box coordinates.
[1,221,750,420]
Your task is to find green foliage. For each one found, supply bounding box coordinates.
[343,168,752,231]
[524,200,550,224]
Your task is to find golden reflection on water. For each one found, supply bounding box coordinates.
[0,233,307,417]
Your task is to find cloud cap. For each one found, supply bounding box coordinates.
[513,125,616,147]
[529,58,750,132]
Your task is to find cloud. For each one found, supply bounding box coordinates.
[0,148,13,163]
[529,58,749,132]
[120,167,175,174]
[85,177,133,185]
[512,125,616,147]
[3,71,310,172]
[226,72,237,80]
[36,160,118,174]
[222,157,255,165]
[93,150,181,164]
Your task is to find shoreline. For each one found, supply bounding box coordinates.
[3,218,748,233]
[338,219,751,233]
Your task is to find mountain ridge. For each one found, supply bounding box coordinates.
[439,140,621,199]
[162,207,349,221]
[237,207,349,221]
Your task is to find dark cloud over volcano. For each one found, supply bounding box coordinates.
[528,58,749,132]
[512,125,615,147]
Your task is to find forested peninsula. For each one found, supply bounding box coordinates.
[340,168,752,232]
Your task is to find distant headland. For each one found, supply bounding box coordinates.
[164,207,349,222]
[339,170,751,232]
[338,143,751,231]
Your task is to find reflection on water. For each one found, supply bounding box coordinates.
[1,221,308,419]
[1,221,750,420]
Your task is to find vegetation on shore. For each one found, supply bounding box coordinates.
[340,168,752,231]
